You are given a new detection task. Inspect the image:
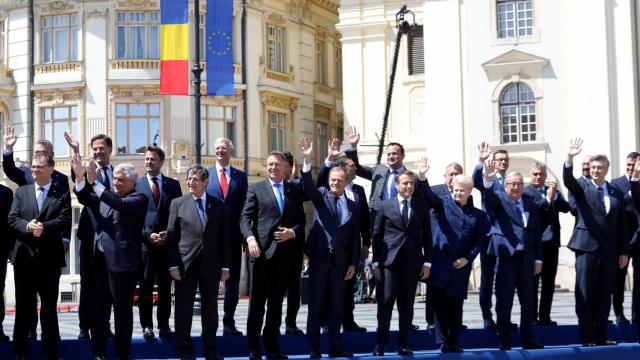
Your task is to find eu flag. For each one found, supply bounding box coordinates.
[206,0,234,96]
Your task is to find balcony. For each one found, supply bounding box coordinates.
[108,59,159,81]
[265,68,293,83]
[34,62,82,75]
[110,59,159,70]
[33,61,84,88]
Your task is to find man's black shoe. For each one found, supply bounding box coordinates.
[461,324,468,330]
[310,349,322,359]
[537,319,557,326]
[522,339,544,349]
[93,354,107,360]
[223,325,243,336]
[78,328,90,340]
[499,342,511,350]
[441,343,463,353]
[0,331,9,341]
[13,354,26,360]
[483,319,496,329]
[158,327,176,339]
[595,339,617,346]
[329,348,353,358]
[285,326,304,335]
[108,329,115,338]
[427,323,435,330]
[248,351,262,360]
[179,354,196,360]
[265,352,288,359]
[343,323,367,332]
[207,354,224,360]
[321,326,329,333]
[397,346,413,356]
[510,322,518,329]
[616,315,630,324]
[607,320,614,325]
[372,344,385,356]
[142,327,155,341]
[410,324,419,331]
[27,330,36,340]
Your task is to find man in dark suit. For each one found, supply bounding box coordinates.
[478,159,544,350]
[73,157,148,360]
[9,154,72,359]
[371,171,431,356]
[317,138,371,332]
[524,162,571,326]
[167,165,230,360]
[0,183,12,342]
[299,137,359,358]
[65,132,115,340]
[240,151,306,360]
[136,145,182,340]
[205,138,248,337]
[627,159,640,339]
[609,151,639,324]
[472,143,510,329]
[563,138,629,346]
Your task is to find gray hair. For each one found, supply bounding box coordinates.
[590,154,610,169]
[214,137,234,151]
[187,164,209,182]
[530,161,547,172]
[506,171,523,181]
[113,163,138,183]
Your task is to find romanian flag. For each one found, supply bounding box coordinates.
[160,0,189,95]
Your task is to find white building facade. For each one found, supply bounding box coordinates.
[338,0,640,289]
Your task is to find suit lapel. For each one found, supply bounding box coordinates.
[390,199,406,229]
[38,186,56,216]
[263,180,280,217]
[138,176,155,209]
[209,168,223,199]
[505,198,524,227]
[25,186,38,219]
[227,167,237,197]
[189,195,204,233]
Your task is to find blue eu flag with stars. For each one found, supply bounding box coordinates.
[206,0,234,96]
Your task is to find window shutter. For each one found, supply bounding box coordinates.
[408,25,424,75]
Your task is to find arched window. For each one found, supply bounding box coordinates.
[500,82,536,143]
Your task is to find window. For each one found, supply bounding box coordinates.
[116,103,160,154]
[499,82,536,143]
[42,14,78,63]
[336,126,344,142]
[0,20,5,64]
[407,25,424,75]
[116,11,159,59]
[268,111,286,152]
[0,111,5,150]
[316,39,326,84]
[497,0,533,38]
[267,24,285,72]
[201,104,236,155]
[335,45,342,90]
[42,106,78,158]
[199,13,206,61]
[316,122,328,163]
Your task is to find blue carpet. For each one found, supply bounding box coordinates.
[0,324,637,359]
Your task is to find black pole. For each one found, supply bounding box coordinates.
[242,0,249,174]
[193,0,203,165]
[28,0,34,159]
[376,5,414,165]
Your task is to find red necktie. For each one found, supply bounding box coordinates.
[220,168,228,199]
[151,177,160,207]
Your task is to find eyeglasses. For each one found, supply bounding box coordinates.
[30,165,51,170]
[505,182,524,186]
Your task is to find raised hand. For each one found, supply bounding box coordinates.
[3,126,16,150]
[633,158,640,179]
[483,158,497,181]
[298,137,313,162]
[546,181,557,199]
[87,158,98,185]
[567,138,583,162]
[327,138,341,160]
[346,126,360,149]
[417,156,429,180]
[64,131,80,154]
[71,153,86,180]
[477,141,491,163]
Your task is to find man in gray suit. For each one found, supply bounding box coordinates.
[167,165,230,360]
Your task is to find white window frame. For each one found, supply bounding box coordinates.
[268,111,287,152]
[41,105,78,158]
[316,39,327,84]
[42,14,78,63]
[335,45,342,90]
[316,122,328,163]
[115,11,159,59]
[267,24,285,73]
[201,104,237,156]
[115,102,161,155]
[497,0,533,39]
[499,82,536,144]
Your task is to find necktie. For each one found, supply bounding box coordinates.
[37,187,46,212]
[597,186,606,210]
[151,177,160,207]
[401,199,409,225]
[195,198,205,225]
[220,168,229,199]
[273,183,284,214]
[498,176,504,188]
[539,187,546,199]
[389,170,398,199]
[101,167,110,191]
[334,196,342,225]
[515,200,525,246]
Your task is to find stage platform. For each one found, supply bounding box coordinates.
[0,324,637,359]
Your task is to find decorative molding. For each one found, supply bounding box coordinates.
[482,49,549,81]
[34,87,82,105]
[314,104,331,120]
[260,90,299,112]
[109,86,159,102]
[38,1,75,14]
[85,8,108,20]
[316,27,328,41]
[308,0,339,14]
[116,0,158,10]
[266,12,287,27]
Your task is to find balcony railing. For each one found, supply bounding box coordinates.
[110,59,159,70]
[34,62,82,75]
[265,69,293,83]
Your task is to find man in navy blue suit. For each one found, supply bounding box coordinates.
[524,162,571,326]
[479,159,544,350]
[205,138,248,336]
[0,183,12,342]
[472,143,510,329]
[136,145,182,340]
[627,158,640,340]
[298,137,359,358]
[73,157,148,360]
[563,138,629,347]
[372,170,431,356]
[610,151,639,324]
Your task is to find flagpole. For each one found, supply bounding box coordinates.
[193,0,203,165]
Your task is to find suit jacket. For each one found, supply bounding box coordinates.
[523,184,571,248]
[345,149,426,212]
[0,184,14,255]
[316,162,371,247]
[167,193,231,277]
[372,196,431,271]
[472,163,505,226]
[240,179,306,258]
[135,174,182,251]
[8,183,71,268]
[205,165,248,246]
[627,181,640,256]
[480,180,543,261]
[75,184,148,272]
[301,169,360,269]
[3,150,68,188]
[611,175,638,252]
[563,165,629,257]
[422,180,487,298]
